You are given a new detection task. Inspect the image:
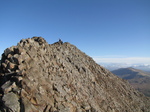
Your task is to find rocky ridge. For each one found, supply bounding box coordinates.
[0,37,150,112]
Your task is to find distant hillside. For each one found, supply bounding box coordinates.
[112,67,150,97]
[100,63,150,72]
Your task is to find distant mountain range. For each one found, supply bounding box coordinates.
[112,67,150,97]
[100,63,150,72]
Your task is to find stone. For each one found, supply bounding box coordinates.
[7,53,12,59]
[2,92,20,112]
[44,105,51,112]
[1,63,7,69]
[12,54,19,64]
[1,81,13,93]
[7,62,17,71]
[0,37,149,112]
[4,48,13,56]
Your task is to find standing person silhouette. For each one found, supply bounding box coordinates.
[59,39,63,44]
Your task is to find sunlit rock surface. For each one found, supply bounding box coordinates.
[0,37,149,112]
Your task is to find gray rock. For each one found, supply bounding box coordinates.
[1,81,13,93]
[2,92,20,112]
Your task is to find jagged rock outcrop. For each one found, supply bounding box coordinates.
[0,37,150,112]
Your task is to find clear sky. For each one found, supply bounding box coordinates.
[0,0,150,64]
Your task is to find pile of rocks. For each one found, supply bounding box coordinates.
[0,37,149,112]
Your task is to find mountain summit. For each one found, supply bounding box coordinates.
[0,37,150,112]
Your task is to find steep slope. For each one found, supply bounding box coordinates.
[0,37,150,112]
[112,67,150,97]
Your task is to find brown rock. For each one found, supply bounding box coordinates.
[7,62,17,71]
[0,37,149,112]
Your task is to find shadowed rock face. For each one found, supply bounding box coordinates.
[0,37,150,112]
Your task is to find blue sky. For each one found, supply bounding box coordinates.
[0,0,150,64]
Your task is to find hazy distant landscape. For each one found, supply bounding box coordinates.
[100,63,150,72]
[112,67,150,97]
[99,62,150,97]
